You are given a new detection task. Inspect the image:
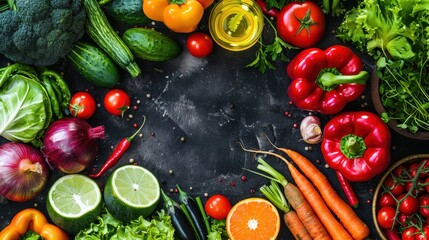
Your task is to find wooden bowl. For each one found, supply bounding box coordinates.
[371,69,429,140]
[372,154,429,239]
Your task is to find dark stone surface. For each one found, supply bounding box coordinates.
[1,7,428,240]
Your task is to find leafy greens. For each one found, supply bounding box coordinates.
[75,207,175,240]
[337,0,429,133]
[0,64,69,146]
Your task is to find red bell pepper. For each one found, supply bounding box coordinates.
[287,45,368,115]
[321,111,391,206]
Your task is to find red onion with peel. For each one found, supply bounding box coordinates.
[0,142,49,202]
[42,117,105,174]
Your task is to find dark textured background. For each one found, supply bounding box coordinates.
[1,3,428,239]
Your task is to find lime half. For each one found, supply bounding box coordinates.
[104,165,160,222]
[47,174,102,234]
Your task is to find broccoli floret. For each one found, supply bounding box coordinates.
[0,0,86,66]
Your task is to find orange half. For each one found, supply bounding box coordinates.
[226,197,281,240]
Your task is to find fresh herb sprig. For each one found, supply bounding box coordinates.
[377,56,429,133]
[246,16,296,73]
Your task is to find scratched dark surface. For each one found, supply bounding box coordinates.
[1,5,428,239]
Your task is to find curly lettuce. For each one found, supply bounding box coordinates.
[336,0,429,60]
[75,207,175,240]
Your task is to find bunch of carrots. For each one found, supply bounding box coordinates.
[239,137,370,240]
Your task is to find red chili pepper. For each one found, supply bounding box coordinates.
[287,45,368,115]
[255,0,279,17]
[89,116,146,178]
[335,171,359,208]
[321,111,391,206]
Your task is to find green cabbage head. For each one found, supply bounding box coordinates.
[0,64,53,146]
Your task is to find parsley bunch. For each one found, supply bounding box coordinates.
[246,16,296,73]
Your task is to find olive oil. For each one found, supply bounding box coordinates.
[209,0,263,51]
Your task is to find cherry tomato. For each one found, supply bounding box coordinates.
[377,206,396,229]
[384,175,405,196]
[402,226,417,240]
[420,195,429,218]
[104,89,131,117]
[276,1,325,48]
[204,194,232,220]
[405,178,424,195]
[398,194,419,215]
[393,165,407,177]
[186,32,214,58]
[409,162,421,178]
[378,192,396,208]
[68,91,96,119]
[397,212,411,227]
[416,227,429,240]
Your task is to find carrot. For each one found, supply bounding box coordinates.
[239,143,351,240]
[255,158,330,240]
[286,161,352,240]
[260,180,313,240]
[279,148,370,240]
[259,134,369,239]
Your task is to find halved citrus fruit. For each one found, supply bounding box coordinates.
[104,165,160,223]
[226,197,281,240]
[46,174,102,234]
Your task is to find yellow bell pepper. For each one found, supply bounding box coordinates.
[143,0,213,33]
[0,208,69,240]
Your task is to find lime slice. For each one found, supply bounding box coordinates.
[46,174,102,234]
[104,165,160,222]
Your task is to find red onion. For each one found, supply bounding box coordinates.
[0,142,49,202]
[42,117,105,174]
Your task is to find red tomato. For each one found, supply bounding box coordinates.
[69,91,96,119]
[398,194,419,215]
[378,192,396,208]
[409,162,421,178]
[416,227,429,240]
[276,1,325,48]
[186,32,214,58]
[420,195,429,218]
[393,165,407,177]
[405,178,424,195]
[204,194,232,220]
[397,212,411,227]
[403,227,418,240]
[377,206,396,229]
[384,176,405,196]
[104,89,131,117]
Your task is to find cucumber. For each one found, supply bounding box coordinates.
[68,42,120,88]
[103,0,151,25]
[83,0,141,77]
[122,28,182,62]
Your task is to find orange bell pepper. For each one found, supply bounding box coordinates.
[0,208,69,240]
[143,0,213,33]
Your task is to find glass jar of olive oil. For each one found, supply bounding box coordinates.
[209,0,264,51]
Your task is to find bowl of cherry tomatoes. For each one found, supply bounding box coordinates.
[373,154,429,240]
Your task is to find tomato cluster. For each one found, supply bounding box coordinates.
[376,159,429,239]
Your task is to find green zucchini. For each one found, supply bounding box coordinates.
[68,42,120,88]
[103,0,151,24]
[83,0,141,77]
[122,28,181,62]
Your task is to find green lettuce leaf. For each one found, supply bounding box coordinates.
[75,207,175,240]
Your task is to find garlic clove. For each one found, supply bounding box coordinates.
[300,115,323,144]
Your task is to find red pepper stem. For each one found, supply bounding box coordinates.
[335,171,359,208]
[317,69,368,91]
[127,115,147,142]
[340,134,366,159]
